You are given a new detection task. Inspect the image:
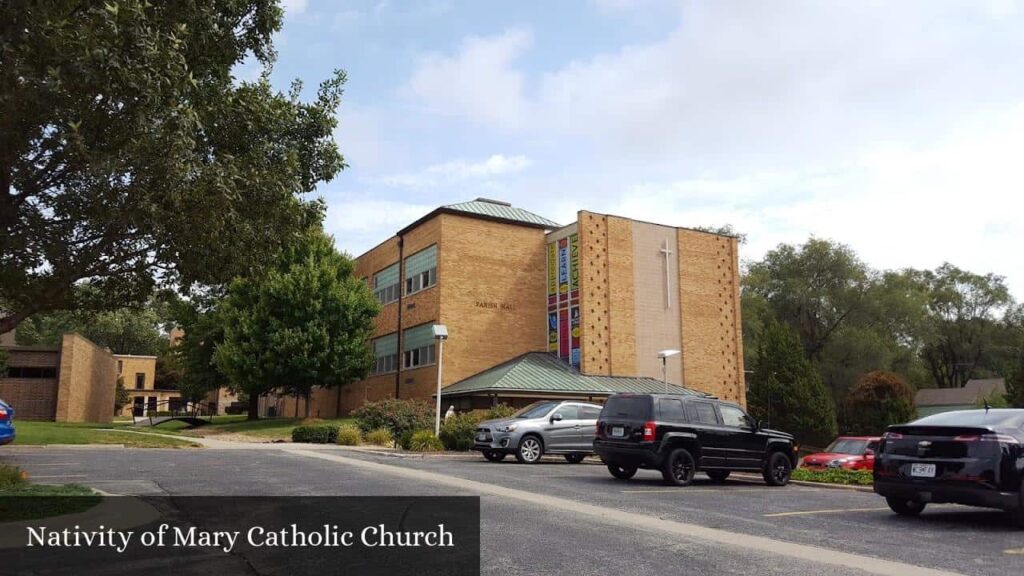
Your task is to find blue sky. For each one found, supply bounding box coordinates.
[263,0,1024,296]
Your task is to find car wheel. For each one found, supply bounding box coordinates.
[482,450,506,462]
[564,454,586,464]
[886,496,926,516]
[607,464,637,480]
[515,435,544,464]
[661,448,697,486]
[763,452,792,486]
[706,470,730,483]
[1010,480,1024,528]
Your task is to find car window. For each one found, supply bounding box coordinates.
[601,396,651,420]
[658,398,686,423]
[826,438,869,455]
[554,405,579,419]
[579,405,601,419]
[719,405,749,428]
[515,401,559,419]
[692,402,719,425]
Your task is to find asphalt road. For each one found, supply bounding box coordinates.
[3,446,1022,576]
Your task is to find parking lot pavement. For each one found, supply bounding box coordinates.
[3,447,1021,576]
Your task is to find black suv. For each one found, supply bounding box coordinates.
[593,393,797,486]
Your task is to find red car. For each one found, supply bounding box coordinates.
[801,436,880,471]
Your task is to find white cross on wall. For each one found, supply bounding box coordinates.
[660,240,673,309]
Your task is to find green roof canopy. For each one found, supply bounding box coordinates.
[441,353,705,398]
[444,199,560,228]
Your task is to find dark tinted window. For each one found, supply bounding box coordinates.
[719,405,749,428]
[554,405,579,419]
[692,402,719,425]
[658,398,686,422]
[515,401,559,419]
[910,409,1024,429]
[579,405,601,419]
[601,396,651,420]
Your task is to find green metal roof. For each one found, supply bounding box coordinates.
[444,199,560,228]
[441,352,703,397]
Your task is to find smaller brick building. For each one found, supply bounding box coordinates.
[0,333,117,422]
[115,354,184,416]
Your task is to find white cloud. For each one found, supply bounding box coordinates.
[403,29,532,128]
[280,0,309,14]
[370,154,532,188]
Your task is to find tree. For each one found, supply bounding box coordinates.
[214,231,379,420]
[114,376,130,414]
[842,371,916,435]
[169,296,228,406]
[747,319,837,447]
[154,351,183,391]
[0,1,345,333]
[1007,353,1024,408]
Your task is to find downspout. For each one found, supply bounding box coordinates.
[395,234,405,399]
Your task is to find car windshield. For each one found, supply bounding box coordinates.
[601,396,651,420]
[909,409,1024,428]
[514,401,559,419]
[825,439,869,455]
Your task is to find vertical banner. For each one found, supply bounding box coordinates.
[559,308,570,358]
[570,306,581,368]
[558,238,569,297]
[548,311,559,352]
[547,243,557,299]
[569,233,579,297]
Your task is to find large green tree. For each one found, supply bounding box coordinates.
[0,0,344,333]
[170,295,228,406]
[747,319,837,447]
[842,371,916,435]
[214,231,378,420]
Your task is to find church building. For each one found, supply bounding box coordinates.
[273,198,744,417]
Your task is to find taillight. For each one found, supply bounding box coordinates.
[0,406,7,420]
[595,421,601,438]
[642,421,656,442]
[882,432,903,440]
[954,434,1019,444]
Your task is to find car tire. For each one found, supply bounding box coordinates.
[515,435,544,464]
[661,448,697,486]
[607,464,637,480]
[886,496,926,516]
[706,470,730,483]
[564,454,586,464]
[482,450,506,462]
[763,452,792,486]
[1010,480,1024,528]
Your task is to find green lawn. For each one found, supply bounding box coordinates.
[184,416,357,441]
[0,464,102,521]
[12,421,199,448]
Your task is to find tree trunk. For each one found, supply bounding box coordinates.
[247,393,260,421]
[0,310,31,336]
[304,392,311,419]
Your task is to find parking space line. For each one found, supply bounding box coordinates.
[765,507,891,517]
[27,474,87,479]
[1004,548,1024,555]
[624,487,802,494]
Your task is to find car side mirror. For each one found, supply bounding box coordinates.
[551,413,563,422]
[864,448,875,456]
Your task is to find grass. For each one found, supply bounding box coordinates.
[12,421,199,448]
[792,467,873,486]
[188,416,357,441]
[0,464,101,521]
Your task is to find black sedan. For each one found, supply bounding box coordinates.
[874,409,1024,526]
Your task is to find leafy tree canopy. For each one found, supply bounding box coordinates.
[0,0,345,333]
[842,371,916,435]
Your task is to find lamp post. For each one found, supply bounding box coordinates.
[432,324,449,435]
[657,349,681,393]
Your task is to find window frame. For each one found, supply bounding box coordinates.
[370,333,399,375]
[372,263,401,306]
[135,372,146,390]
[719,404,751,429]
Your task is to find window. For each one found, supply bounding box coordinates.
[135,372,146,390]
[404,245,437,295]
[659,398,686,423]
[117,360,123,374]
[371,334,399,375]
[690,402,719,425]
[602,396,651,419]
[402,323,436,369]
[373,263,400,305]
[553,405,579,420]
[719,405,750,428]
[580,405,601,419]
[6,366,57,378]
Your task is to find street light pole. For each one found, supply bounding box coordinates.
[432,324,449,436]
[657,349,681,393]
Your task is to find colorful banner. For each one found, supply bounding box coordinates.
[557,239,569,296]
[548,312,559,352]
[570,306,581,368]
[547,243,557,297]
[569,233,579,292]
[559,308,570,358]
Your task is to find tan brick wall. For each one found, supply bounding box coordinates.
[115,355,157,391]
[607,216,637,376]
[56,333,116,423]
[677,230,745,405]
[3,348,59,368]
[631,220,683,383]
[578,211,612,375]
[0,377,57,420]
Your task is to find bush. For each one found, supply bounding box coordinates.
[439,413,483,451]
[398,429,415,450]
[352,399,434,440]
[407,430,444,452]
[843,371,916,435]
[336,425,362,446]
[364,427,393,447]
[483,403,516,420]
[0,464,28,490]
[224,402,246,415]
[291,425,339,444]
[791,467,872,486]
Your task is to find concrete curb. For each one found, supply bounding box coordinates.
[0,494,160,549]
[732,472,874,493]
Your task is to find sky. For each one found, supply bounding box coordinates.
[262,0,1024,296]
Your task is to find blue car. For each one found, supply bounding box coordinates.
[0,399,14,445]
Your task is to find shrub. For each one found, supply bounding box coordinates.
[224,402,246,415]
[0,464,28,490]
[352,399,434,440]
[398,429,415,450]
[484,403,516,420]
[791,467,872,486]
[844,371,916,435]
[336,425,362,446]
[407,430,444,452]
[439,413,483,451]
[364,427,393,447]
[291,425,339,444]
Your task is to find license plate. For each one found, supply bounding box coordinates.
[476,433,487,441]
[910,463,936,477]
[611,426,625,438]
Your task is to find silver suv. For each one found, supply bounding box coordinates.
[472,400,603,463]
